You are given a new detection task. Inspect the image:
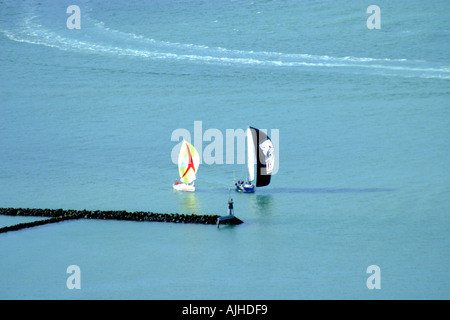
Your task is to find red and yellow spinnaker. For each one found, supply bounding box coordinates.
[178,140,200,184]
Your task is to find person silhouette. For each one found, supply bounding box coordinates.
[228,198,234,216]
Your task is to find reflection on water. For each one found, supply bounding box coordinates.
[250,194,273,215]
[183,187,393,216]
[174,191,199,213]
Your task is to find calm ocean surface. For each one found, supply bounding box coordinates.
[0,0,449,299]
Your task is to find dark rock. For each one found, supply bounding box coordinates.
[0,207,231,232]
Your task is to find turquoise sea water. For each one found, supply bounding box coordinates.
[0,0,449,299]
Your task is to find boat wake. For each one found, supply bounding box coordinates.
[1,13,449,80]
[256,187,395,194]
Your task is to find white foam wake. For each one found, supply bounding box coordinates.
[1,16,449,80]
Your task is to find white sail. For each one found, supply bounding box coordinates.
[259,138,274,175]
[246,127,255,182]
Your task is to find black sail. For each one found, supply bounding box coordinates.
[249,127,274,187]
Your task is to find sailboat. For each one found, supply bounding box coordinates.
[173,140,200,192]
[236,126,274,193]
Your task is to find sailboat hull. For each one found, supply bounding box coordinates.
[235,183,255,193]
[173,183,195,192]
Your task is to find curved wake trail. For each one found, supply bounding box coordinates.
[1,14,449,79]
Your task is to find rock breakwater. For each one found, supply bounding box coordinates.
[0,207,227,234]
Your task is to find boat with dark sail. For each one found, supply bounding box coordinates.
[236,126,274,193]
